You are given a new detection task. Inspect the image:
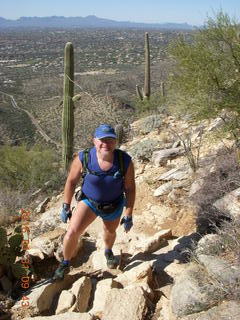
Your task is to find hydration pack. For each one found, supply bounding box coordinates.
[75,148,125,203]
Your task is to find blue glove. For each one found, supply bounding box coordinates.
[120,216,133,232]
[60,203,72,223]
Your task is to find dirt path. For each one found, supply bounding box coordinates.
[0,90,61,148]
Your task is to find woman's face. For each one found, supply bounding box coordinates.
[94,137,117,154]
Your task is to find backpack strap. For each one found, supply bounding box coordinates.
[116,149,125,177]
[82,148,91,178]
[82,148,125,178]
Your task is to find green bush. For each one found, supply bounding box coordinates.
[168,11,240,121]
[133,91,166,116]
[0,144,62,192]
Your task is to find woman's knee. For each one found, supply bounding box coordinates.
[103,224,117,234]
[65,227,80,241]
[103,217,120,234]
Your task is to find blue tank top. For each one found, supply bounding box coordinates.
[79,147,131,203]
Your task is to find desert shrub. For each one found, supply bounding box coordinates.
[215,218,240,263]
[189,148,240,233]
[169,126,204,172]
[168,11,240,121]
[0,188,32,225]
[189,218,240,302]
[133,91,167,115]
[0,144,62,192]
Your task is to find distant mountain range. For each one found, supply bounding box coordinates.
[0,15,196,30]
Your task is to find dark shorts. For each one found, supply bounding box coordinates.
[82,197,125,221]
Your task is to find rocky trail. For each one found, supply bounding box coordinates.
[2,114,240,320]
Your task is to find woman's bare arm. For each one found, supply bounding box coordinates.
[123,160,136,217]
[63,156,83,205]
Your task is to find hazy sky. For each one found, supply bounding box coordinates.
[1,0,240,26]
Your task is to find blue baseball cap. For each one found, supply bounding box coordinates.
[94,124,117,139]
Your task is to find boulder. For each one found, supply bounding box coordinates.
[30,204,64,238]
[140,229,172,253]
[30,228,66,256]
[154,181,174,197]
[102,287,148,320]
[35,197,50,214]
[125,283,154,301]
[207,117,224,132]
[130,115,162,135]
[198,254,240,286]
[91,279,121,315]
[69,276,92,312]
[115,261,153,287]
[129,139,161,161]
[152,148,183,166]
[23,312,93,320]
[157,167,189,181]
[55,290,75,314]
[27,248,45,260]
[170,264,222,317]
[12,275,78,314]
[180,300,240,320]
[154,180,188,197]
[189,178,205,197]
[30,228,83,260]
[213,187,240,219]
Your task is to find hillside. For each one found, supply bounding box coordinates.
[1,13,240,319]
[1,113,240,319]
[0,28,178,147]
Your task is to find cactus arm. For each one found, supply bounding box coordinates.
[136,85,143,101]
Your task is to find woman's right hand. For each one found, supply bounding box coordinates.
[60,203,72,223]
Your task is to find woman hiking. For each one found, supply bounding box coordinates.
[53,124,136,280]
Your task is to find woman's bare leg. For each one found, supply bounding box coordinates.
[102,217,121,250]
[63,201,97,260]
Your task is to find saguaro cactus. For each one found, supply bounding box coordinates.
[136,32,151,101]
[143,32,150,99]
[62,42,74,172]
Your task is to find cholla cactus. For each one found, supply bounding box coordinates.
[115,124,124,147]
[62,42,74,172]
